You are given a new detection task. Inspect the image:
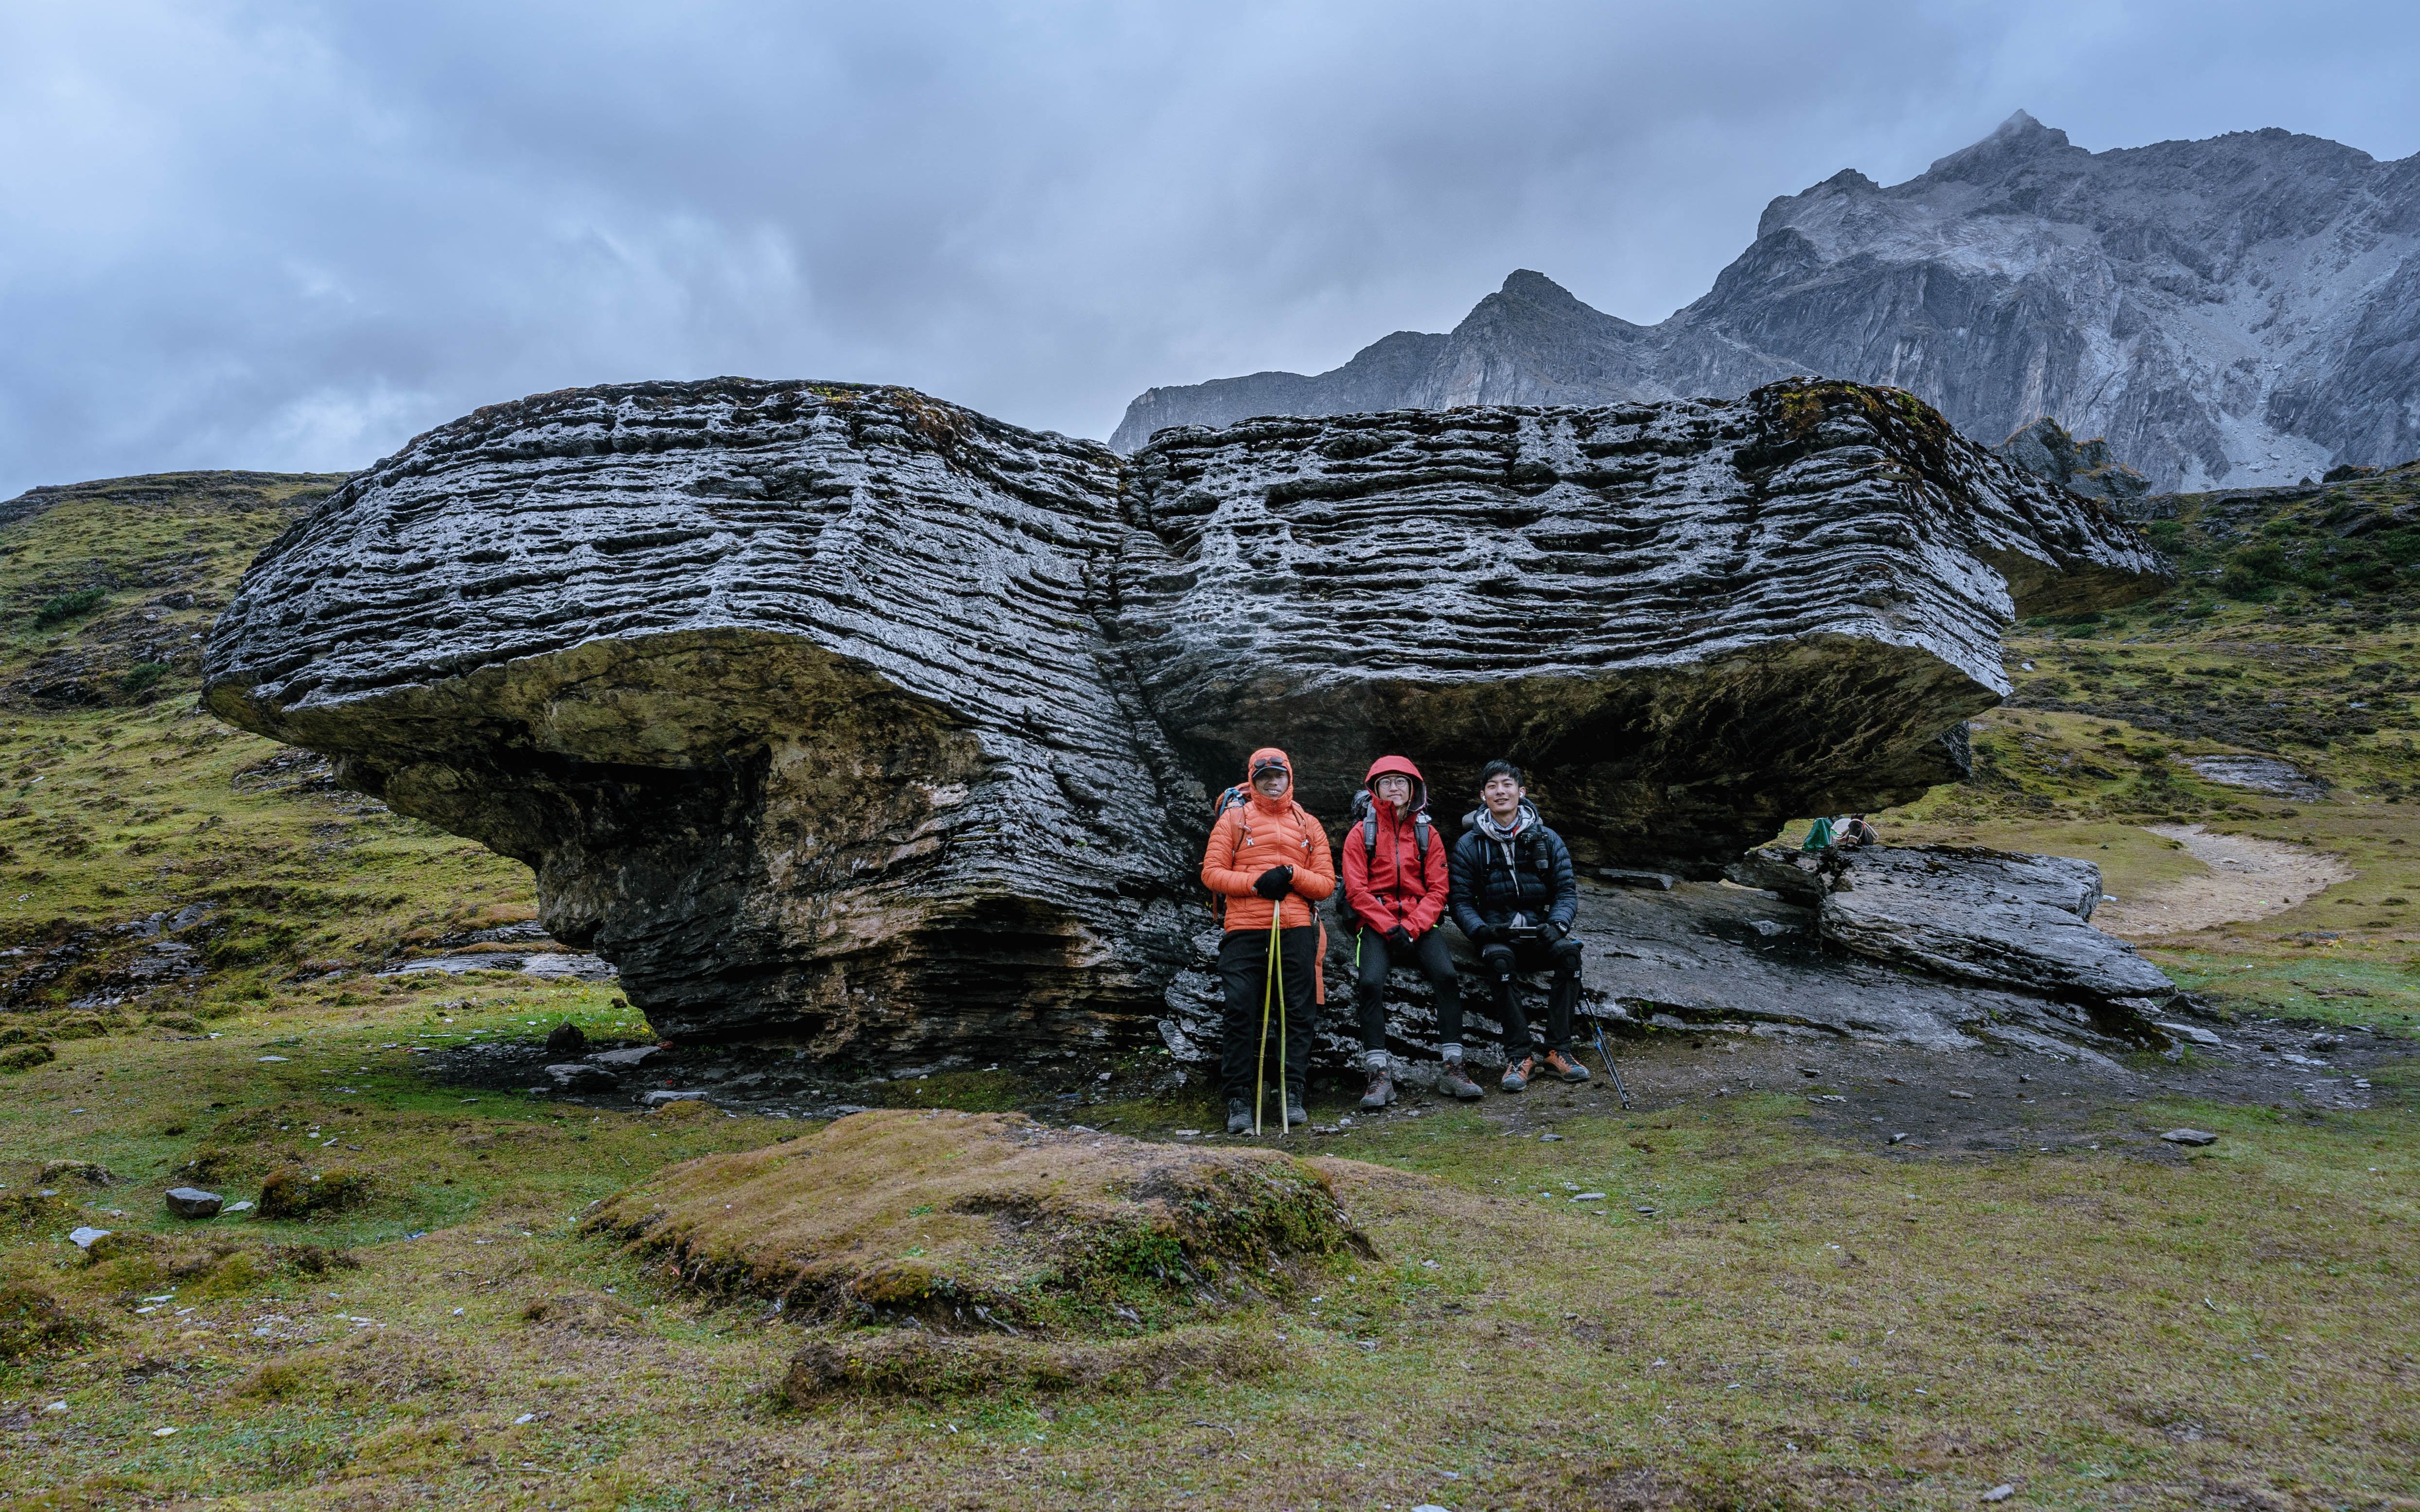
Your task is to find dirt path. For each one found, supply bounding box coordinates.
[2095,823,2352,937]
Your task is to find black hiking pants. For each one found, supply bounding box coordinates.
[1478,935,1583,1053]
[1217,925,1319,1105]
[1351,926,1463,1053]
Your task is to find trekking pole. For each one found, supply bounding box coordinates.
[1255,912,1280,1136]
[1275,921,1289,1141]
[1591,1016,1632,1110]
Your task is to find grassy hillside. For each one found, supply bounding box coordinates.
[0,471,2410,1510]
[1858,462,2420,1031]
[0,474,556,1020]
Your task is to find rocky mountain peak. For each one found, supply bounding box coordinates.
[1922,108,2076,179]
[1113,115,2420,491]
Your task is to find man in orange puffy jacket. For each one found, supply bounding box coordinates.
[1200,747,1335,1134]
[1341,755,1478,1107]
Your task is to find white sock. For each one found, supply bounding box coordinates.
[1440,1043,1463,1065]
[1364,1049,1388,1072]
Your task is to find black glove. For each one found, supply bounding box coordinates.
[1468,922,1502,946]
[1385,926,1414,952]
[1538,920,1568,945]
[1252,865,1295,901]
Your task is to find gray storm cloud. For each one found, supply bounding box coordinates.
[2,0,2417,497]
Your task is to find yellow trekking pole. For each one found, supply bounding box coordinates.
[1275,917,1290,1141]
[1254,911,1280,1135]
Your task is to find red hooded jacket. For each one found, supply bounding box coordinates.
[1341,754,1447,937]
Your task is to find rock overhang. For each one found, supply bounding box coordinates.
[203,375,2170,1054]
[1114,382,2166,866]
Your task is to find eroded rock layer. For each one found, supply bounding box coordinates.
[204,381,1201,1056]
[205,377,2168,1057]
[1118,381,2167,870]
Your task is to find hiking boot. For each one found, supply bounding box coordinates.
[1543,1049,1591,1084]
[1359,1067,1396,1111]
[1226,1099,1252,1134]
[1500,1056,1534,1093]
[1286,1096,1309,1127]
[1438,1060,1485,1100]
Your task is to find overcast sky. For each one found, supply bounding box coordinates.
[5,1,2419,498]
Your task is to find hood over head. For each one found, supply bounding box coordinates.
[1245,747,1294,812]
[1364,753,1428,815]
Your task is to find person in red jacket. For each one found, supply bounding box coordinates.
[1342,755,1478,1106]
[1200,747,1336,1134]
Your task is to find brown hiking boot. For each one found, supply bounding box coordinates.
[1500,1055,1534,1093]
[1543,1049,1591,1084]
[1439,1061,1485,1100]
[1360,1067,1396,1110]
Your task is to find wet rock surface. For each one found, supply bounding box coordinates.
[206,376,2165,1064]
[1724,843,2176,1028]
[1118,381,2166,869]
[1814,847,2173,1009]
[204,380,1200,1061]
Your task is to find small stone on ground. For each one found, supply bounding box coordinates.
[164,1187,223,1219]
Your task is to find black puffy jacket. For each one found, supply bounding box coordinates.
[1447,802,1577,936]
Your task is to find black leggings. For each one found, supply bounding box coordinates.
[1351,926,1464,1052]
[1217,926,1319,1103]
[1478,936,1584,1052]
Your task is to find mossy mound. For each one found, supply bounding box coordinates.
[782,1322,1280,1403]
[588,1110,1375,1335]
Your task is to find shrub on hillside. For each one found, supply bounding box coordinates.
[30,587,105,628]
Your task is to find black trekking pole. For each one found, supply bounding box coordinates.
[1590,1015,1632,1110]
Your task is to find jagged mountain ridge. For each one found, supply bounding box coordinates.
[1111,112,2420,491]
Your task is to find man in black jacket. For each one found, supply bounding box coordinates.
[1448,760,1589,1093]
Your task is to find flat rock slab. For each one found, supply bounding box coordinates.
[543,1063,618,1091]
[2183,755,2326,800]
[1719,844,2174,1032]
[1569,879,2133,1056]
[1816,846,2172,1005]
[589,1045,667,1068]
[2161,1128,2219,1146]
[377,953,617,981]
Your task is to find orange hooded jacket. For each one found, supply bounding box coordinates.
[1199,746,1336,934]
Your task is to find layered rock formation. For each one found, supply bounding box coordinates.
[1729,844,2174,1025]
[1114,112,2420,491]
[205,377,2166,1059]
[203,382,1203,1060]
[1117,382,2167,868]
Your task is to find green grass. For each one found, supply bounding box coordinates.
[5,994,2414,1509]
[0,469,2415,1507]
